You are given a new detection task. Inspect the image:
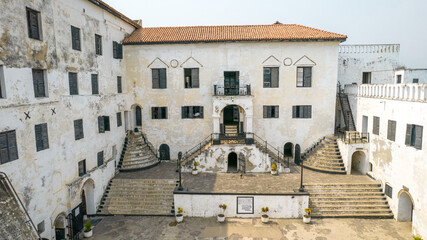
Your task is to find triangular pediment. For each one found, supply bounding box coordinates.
[147,57,169,68]
[262,55,281,66]
[180,57,203,68]
[294,55,316,66]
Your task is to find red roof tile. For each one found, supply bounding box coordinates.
[123,24,347,44]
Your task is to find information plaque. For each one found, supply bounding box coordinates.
[236,196,254,214]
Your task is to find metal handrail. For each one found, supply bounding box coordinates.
[213,84,251,96]
[336,131,370,144]
[247,132,289,168]
[140,132,159,161]
[301,137,325,159]
[181,133,215,166]
[0,172,41,239]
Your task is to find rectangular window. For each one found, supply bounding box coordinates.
[373,116,380,135]
[151,107,167,119]
[117,76,122,93]
[0,66,5,98]
[68,72,78,95]
[26,8,41,40]
[117,112,122,127]
[385,184,392,198]
[97,151,104,167]
[78,160,86,177]
[181,106,204,119]
[71,26,81,51]
[98,116,110,133]
[35,123,49,152]
[405,124,423,150]
[113,41,123,59]
[292,105,312,118]
[413,78,419,83]
[387,120,396,141]
[91,74,99,94]
[362,72,371,84]
[263,106,279,118]
[296,67,312,87]
[184,68,199,88]
[74,119,84,140]
[263,67,279,88]
[0,130,19,164]
[32,69,46,98]
[396,75,402,84]
[152,69,167,89]
[95,34,102,55]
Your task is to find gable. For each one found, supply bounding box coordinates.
[294,55,316,66]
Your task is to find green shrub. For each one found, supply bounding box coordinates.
[84,221,92,232]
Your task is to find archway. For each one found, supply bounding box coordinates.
[294,144,301,165]
[159,144,170,160]
[221,105,245,136]
[227,152,238,172]
[135,106,142,126]
[284,142,293,158]
[54,213,67,240]
[81,179,95,215]
[397,191,414,222]
[351,151,366,174]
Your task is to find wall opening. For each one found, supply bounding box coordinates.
[54,213,66,240]
[227,152,238,173]
[81,179,95,215]
[135,106,142,126]
[159,144,170,160]
[351,151,366,174]
[397,191,413,222]
[294,144,301,165]
[284,142,293,158]
[220,105,245,135]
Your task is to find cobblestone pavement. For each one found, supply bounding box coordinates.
[90,216,413,240]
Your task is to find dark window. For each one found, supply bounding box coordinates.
[413,78,419,83]
[32,69,46,97]
[97,151,104,167]
[95,34,102,55]
[0,130,19,164]
[385,183,392,198]
[0,66,4,98]
[98,116,110,133]
[74,119,84,140]
[68,72,78,95]
[35,123,49,151]
[91,74,99,94]
[405,124,423,150]
[369,162,373,172]
[152,69,167,89]
[263,67,279,88]
[296,67,312,87]
[26,8,41,40]
[292,105,312,118]
[373,116,380,135]
[396,75,402,84]
[362,72,371,84]
[113,41,123,59]
[184,68,199,88]
[117,76,122,93]
[387,120,396,141]
[151,107,167,119]
[116,112,122,127]
[263,106,279,118]
[181,106,204,119]
[78,160,86,177]
[71,26,81,51]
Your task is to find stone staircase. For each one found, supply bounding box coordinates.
[97,178,176,215]
[224,125,238,136]
[306,182,393,218]
[302,137,346,174]
[338,93,356,131]
[119,132,159,171]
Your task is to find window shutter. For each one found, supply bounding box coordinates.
[271,68,279,88]
[304,67,312,87]
[188,106,193,118]
[0,134,8,164]
[152,69,159,88]
[104,116,110,131]
[192,69,199,88]
[91,74,98,94]
[164,107,168,119]
[41,124,49,149]
[29,10,39,39]
[391,121,396,141]
[200,106,204,118]
[267,106,272,118]
[159,69,167,88]
[117,76,122,93]
[308,106,312,118]
[98,116,105,133]
[405,124,412,146]
[275,106,279,118]
[113,41,117,58]
[263,106,267,118]
[415,125,423,150]
[181,107,186,119]
[292,106,296,118]
[118,44,123,59]
[69,73,78,95]
[7,132,18,161]
[296,68,303,87]
[263,68,270,87]
[35,125,43,151]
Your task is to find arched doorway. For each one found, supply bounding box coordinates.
[159,144,170,160]
[135,106,142,126]
[294,144,301,165]
[221,105,245,136]
[398,191,413,222]
[81,179,95,215]
[54,213,67,240]
[284,142,293,158]
[351,151,366,174]
[227,152,238,172]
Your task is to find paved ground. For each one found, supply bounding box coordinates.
[89,216,413,240]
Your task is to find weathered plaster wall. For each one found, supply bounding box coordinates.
[337,139,369,174]
[395,69,427,84]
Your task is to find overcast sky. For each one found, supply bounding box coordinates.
[105,0,427,68]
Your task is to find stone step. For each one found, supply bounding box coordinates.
[102,200,173,206]
[311,213,394,218]
[304,160,344,168]
[121,161,158,168]
[99,209,173,216]
[310,196,386,201]
[112,179,176,183]
[304,183,380,187]
[307,187,382,192]
[311,200,388,205]
[310,204,389,209]
[303,164,346,173]
[312,208,392,214]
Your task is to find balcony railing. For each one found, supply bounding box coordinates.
[213,84,251,96]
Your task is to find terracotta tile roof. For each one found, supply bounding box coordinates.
[123,23,347,45]
[87,0,141,28]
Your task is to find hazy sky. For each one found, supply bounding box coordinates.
[105,0,427,68]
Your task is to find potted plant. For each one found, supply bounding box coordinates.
[217,204,227,223]
[176,207,184,223]
[261,207,269,223]
[271,163,278,175]
[303,208,311,223]
[192,161,199,175]
[83,220,93,238]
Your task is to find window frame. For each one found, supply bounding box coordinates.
[362,72,371,84]
[117,112,122,127]
[74,119,84,140]
[32,69,47,98]
[373,116,380,135]
[387,120,396,141]
[263,105,280,118]
[35,123,49,152]
[184,68,199,88]
[181,106,204,119]
[78,159,86,177]
[405,124,423,150]
[263,67,279,88]
[95,34,102,55]
[91,74,99,95]
[71,26,81,51]
[117,76,122,93]
[396,74,402,84]
[113,41,123,59]
[0,130,19,164]
[68,72,78,95]
[152,68,167,89]
[413,78,419,83]
[385,183,392,198]
[26,7,41,40]
[296,67,312,87]
[97,151,104,167]
[151,107,168,119]
[292,105,312,119]
[0,65,5,98]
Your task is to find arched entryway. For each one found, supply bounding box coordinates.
[284,142,293,158]
[221,105,245,136]
[351,151,366,174]
[294,144,301,165]
[54,213,67,240]
[135,106,142,126]
[227,152,238,172]
[398,191,414,222]
[159,144,170,160]
[81,179,95,215]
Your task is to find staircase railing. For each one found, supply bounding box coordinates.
[181,133,216,166]
[0,172,41,239]
[117,137,128,169]
[247,133,289,168]
[337,81,356,131]
[301,137,325,160]
[336,131,370,144]
[140,131,159,161]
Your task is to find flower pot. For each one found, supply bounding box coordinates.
[192,170,198,175]
[303,215,311,223]
[83,229,93,238]
[271,170,277,175]
[261,214,269,223]
[176,214,183,223]
[217,214,225,223]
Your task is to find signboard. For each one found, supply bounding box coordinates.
[237,196,254,214]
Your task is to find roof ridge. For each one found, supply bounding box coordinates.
[139,23,300,29]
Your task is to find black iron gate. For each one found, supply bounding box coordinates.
[67,203,84,240]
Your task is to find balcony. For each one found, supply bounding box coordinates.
[213,84,251,96]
